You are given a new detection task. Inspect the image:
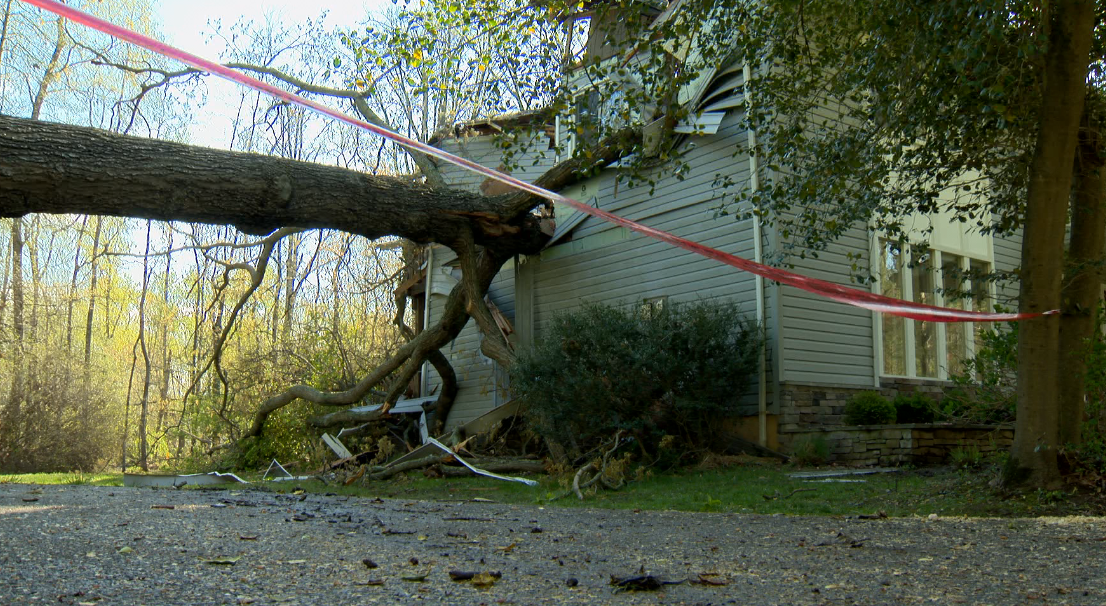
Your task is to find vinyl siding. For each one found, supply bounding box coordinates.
[777,224,877,387]
[991,228,1022,307]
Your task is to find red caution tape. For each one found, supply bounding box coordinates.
[21,0,1056,323]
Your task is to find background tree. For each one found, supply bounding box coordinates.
[728,0,1098,489]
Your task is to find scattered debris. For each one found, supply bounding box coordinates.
[449,570,502,582]
[124,471,247,488]
[150,505,175,510]
[353,579,384,587]
[425,437,539,486]
[788,468,899,479]
[471,572,499,587]
[691,573,728,586]
[203,556,241,565]
[401,569,432,582]
[610,574,683,592]
[573,431,628,500]
[321,433,354,459]
[762,488,816,501]
[857,511,889,520]
[262,459,311,483]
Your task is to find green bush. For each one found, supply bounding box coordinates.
[844,391,896,425]
[942,323,1017,423]
[511,301,761,458]
[894,393,937,424]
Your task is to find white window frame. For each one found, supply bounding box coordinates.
[871,226,996,381]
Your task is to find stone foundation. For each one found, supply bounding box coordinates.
[781,424,1013,466]
[778,378,952,433]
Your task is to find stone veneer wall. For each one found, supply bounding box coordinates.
[778,378,950,434]
[782,424,1014,467]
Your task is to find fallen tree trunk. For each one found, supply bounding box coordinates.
[0,114,549,252]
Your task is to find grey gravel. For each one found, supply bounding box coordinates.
[1,484,1103,604]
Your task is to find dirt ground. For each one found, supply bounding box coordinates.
[1,483,1103,605]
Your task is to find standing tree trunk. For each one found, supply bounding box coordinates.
[1058,96,1106,447]
[157,228,173,437]
[1007,0,1096,490]
[3,217,25,467]
[136,221,153,471]
[282,232,297,347]
[83,217,102,392]
[67,216,88,356]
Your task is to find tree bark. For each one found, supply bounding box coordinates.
[1058,98,1106,447]
[0,115,548,255]
[1007,0,1096,491]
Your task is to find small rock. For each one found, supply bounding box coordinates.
[362,558,378,569]
[566,578,579,587]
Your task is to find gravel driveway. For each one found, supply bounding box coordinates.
[1,483,1103,605]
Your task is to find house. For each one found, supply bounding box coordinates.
[399,1,1021,459]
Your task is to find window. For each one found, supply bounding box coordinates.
[877,239,992,379]
[642,295,668,319]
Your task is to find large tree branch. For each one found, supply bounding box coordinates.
[499,125,644,218]
[0,115,548,253]
[83,51,448,186]
[245,240,511,440]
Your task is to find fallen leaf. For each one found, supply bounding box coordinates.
[285,560,306,565]
[239,535,258,541]
[118,546,134,555]
[472,572,498,587]
[151,505,175,510]
[353,579,384,586]
[497,543,517,553]
[21,497,39,502]
[694,573,728,586]
[402,569,432,582]
[204,556,241,565]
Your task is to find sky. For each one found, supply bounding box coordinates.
[153,0,385,148]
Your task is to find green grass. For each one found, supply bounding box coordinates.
[5,463,1101,518]
[267,460,1103,518]
[0,471,123,486]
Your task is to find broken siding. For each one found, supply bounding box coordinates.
[563,110,752,242]
[435,131,556,193]
[424,252,516,431]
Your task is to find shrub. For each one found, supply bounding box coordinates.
[942,323,1017,423]
[949,444,984,469]
[844,391,896,425]
[894,393,937,424]
[511,301,761,458]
